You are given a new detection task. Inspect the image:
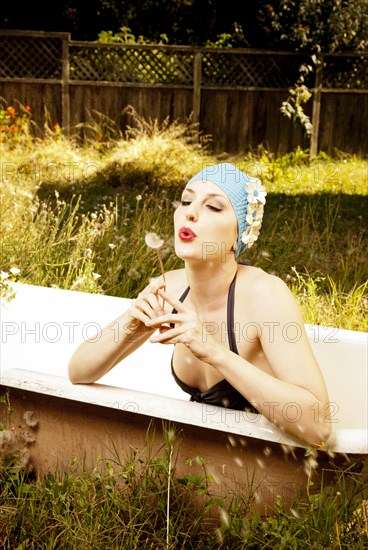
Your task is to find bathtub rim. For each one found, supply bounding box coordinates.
[1,367,367,456]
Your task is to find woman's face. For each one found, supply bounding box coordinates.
[174,179,238,263]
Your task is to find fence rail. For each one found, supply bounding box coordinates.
[1,30,367,156]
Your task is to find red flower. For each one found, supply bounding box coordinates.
[6,106,15,115]
[25,105,31,112]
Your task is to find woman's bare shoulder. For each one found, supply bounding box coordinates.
[237,264,303,321]
[237,265,293,301]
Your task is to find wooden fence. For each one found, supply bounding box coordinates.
[1,30,368,156]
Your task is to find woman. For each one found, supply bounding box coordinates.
[68,162,331,447]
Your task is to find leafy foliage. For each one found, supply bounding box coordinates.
[260,0,368,53]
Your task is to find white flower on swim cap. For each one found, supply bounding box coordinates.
[241,178,267,249]
[241,219,262,248]
[246,202,264,226]
[246,179,267,205]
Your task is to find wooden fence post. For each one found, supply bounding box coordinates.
[192,52,202,123]
[310,57,323,160]
[61,36,70,135]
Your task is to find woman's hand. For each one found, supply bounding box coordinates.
[127,280,167,333]
[145,289,220,363]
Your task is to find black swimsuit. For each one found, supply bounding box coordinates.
[171,274,257,412]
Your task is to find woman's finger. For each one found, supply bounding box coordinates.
[142,292,165,316]
[145,279,166,294]
[128,305,152,325]
[145,312,188,328]
[149,325,186,344]
[157,289,187,313]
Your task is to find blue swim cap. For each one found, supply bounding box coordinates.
[186,162,266,256]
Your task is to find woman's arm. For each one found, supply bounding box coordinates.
[145,281,332,447]
[242,274,332,445]
[68,279,166,384]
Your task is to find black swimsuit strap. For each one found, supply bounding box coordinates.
[170,286,190,327]
[172,286,190,314]
[227,273,239,354]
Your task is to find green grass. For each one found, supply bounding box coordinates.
[1,110,367,329]
[0,423,367,549]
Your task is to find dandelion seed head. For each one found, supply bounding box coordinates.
[23,411,38,428]
[145,232,164,249]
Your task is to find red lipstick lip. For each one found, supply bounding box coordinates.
[178,226,197,241]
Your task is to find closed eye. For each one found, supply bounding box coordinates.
[180,200,222,211]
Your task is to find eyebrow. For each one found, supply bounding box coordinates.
[183,189,227,199]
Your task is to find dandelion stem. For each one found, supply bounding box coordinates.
[156,249,166,308]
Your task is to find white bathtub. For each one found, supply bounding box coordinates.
[1,283,367,507]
